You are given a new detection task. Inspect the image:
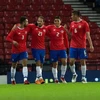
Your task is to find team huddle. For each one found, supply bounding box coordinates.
[6,10,94,85]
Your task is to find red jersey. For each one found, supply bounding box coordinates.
[6,26,30,53]
[69,19,90,48]
[46,25,69,50]
[31,25,46,49]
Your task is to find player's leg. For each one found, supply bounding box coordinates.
[11,54,19,84]
[38,50,45,84]
[11,62,17,84]
[79,48,87,83]
[69,48,78,82]
[32,49,42,84]
[20,52,29,84]
[50,50,59,83]
[60,50,67,83]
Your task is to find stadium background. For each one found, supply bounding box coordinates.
[0,0,100,83]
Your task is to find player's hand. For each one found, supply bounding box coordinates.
[90,45,94,52]
[12,41,19,47]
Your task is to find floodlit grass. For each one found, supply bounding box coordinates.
[0,82,100,100]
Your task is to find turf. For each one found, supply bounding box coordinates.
[0,82,100,100]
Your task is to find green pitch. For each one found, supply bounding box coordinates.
[0,82,100,100]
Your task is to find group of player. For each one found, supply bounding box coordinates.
[6,10,94,85]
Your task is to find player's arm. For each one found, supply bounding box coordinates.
[64,24,72,40]
[6,30,18,47]
[85,22,94,52]
[63,29,69,49]
[86,32,94,52]
[27,23,36,33]
[45,25,51,37]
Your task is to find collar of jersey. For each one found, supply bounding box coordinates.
[17,26,24,30]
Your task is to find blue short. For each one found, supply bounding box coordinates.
[50,50,67,62]
[69,48,88,59]
[11,51,28,62]
[32,49,45,63]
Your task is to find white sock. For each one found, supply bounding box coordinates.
[22,66,28,81]
[61,65,67,78]
[40,67,43,78]
[36,66,42,78]
[52,67,58,80]
[11,67,16,81]
[70,64,76,75]
[81,65,86,78]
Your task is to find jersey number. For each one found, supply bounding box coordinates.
[56,32,60,37]
[22,35,24,40]
[74,28,77,33]
[38,32,42,36]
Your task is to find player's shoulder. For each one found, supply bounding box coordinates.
[81,19,88,24]
[81,19,89,26]
[28,23,35,27]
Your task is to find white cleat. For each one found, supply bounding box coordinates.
[82,77,87,83]
[71,74,78,83]
[60,77,67,83]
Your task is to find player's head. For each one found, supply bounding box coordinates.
[20,16,28,27]
[37,16,44,27]
[71,10,81,21]
[54,16,62,27]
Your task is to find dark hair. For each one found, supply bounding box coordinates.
[38,16,45,21]
[72,10,81,16]
[54,16,61,20]
[20,16,27,24]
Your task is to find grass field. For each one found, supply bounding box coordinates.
[0,82,100,100]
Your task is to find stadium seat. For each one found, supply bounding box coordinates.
[0,49,4,55]
[0,43,3,49]
[4,42,12,49]
[0,30,4,36]
[89,22,98,28]
[5,55,11,60]
[0,12,4,17]
[32,0,42,5]
[27,48,32,54]
[0,24,4,30]
[28,35,32,42]
[4,11,15,17]
[28,54,33,60]
[0,36,3,42]
[54,0,64,5]
[5,49,11,55]
[42,0,54,5]
[81,16,90,22]
[27,42,31,48]
[48,11,59,17]
[62,4,72,11]
[5,24,14,30]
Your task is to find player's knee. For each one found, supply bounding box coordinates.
[52,62,58,68]
[62,61,67,66]
[70,62,74,66]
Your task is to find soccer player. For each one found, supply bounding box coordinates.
[46,16,69,83]
[68,10,94,83]
[31,16,46,84]
[6,16,31,85]
[11,16,46,84]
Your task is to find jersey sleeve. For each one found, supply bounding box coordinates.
[45,25,51,37]
[6,30,16,42]
[69,22,72,33]
[84,21,90,33]
[63,29,69,49]
[27,24,36,33]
